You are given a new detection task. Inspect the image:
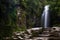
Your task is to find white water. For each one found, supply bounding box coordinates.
[41,5,50,28]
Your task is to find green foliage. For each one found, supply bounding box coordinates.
[0,0,60,39]
[20,0,43,28]
[0,0,18,39]
[20,0,60,27]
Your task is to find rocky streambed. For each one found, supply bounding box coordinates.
[3,27,60,40]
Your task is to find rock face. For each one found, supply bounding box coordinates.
[4,27,60,40]
[52,27,60,31]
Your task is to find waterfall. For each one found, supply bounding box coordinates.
[41,5,50,28]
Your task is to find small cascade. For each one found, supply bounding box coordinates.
[41,5,50,28]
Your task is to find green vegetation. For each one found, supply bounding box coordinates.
[0,0,18,39]
[20,0,60,27]
[0,0,60,39]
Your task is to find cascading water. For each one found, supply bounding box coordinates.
[41,5,50,28]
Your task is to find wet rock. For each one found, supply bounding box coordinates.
[4,27,60,40]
